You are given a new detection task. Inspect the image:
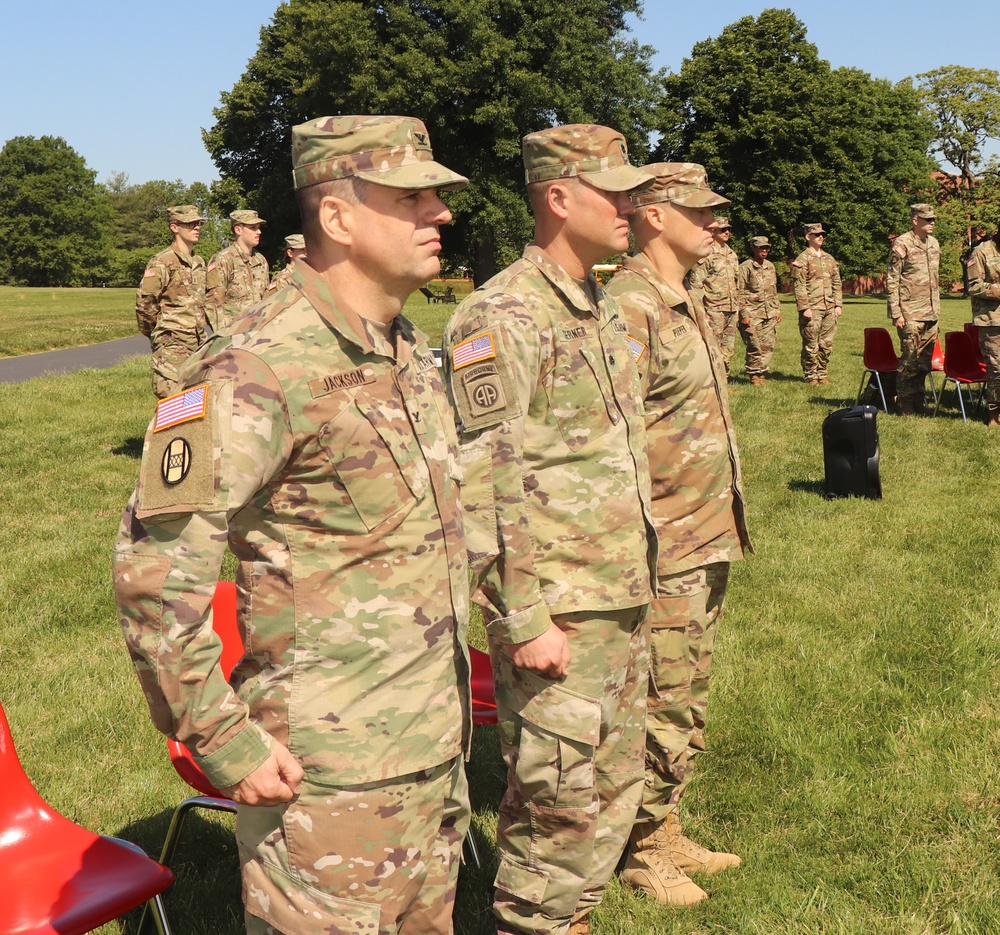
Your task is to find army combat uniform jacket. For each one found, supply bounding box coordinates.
[206,242,270,334]
[607,255,751,573]
[791,248,842,311]
[135,246,207,344]
[266,264,295,295]
[442,244,656,644]
[689,242,739,312]
[887,231,940,322]
[737,258,780,320]
[113,260,471,792]
[968,239,1000,326]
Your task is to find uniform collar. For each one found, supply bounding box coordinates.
[522,243,601,318]
[623,253,687,310]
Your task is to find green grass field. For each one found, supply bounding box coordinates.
[1,289,999,934]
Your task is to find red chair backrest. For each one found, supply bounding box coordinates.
[931,337,944,371]
[469,646,498,726]
[944,331,988,382]
[964,322,986,364]
[0,701,52,826]
[862,327,899,371]
[167,581,242,799]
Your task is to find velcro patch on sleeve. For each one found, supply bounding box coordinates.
[143,267,158,277]
[625,335,647,364]
[451,332,497,370]
[451,333,519,432]
[154,385,208,432]
[894,243,907,257]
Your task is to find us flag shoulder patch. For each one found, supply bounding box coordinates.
[154,385,208,432]
[452,333,496,370]
[626,335,647,364]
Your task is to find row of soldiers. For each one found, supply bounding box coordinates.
[113,118,750,935]
[135,208,306,398]
[689,221,843,386]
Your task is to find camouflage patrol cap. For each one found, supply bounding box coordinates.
[715,216,731,230]
[230,209,266,226]
[910,203,936,219]
[804,222,827,235]
[291,115,468,191]
[751,236,771,248]
[631,163,731,208]
[283,234,306,250]
[167,205,206,224]
[522,124,652,193]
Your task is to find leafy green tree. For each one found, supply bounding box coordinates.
[655,9,935,278]
[204,0,661,283]
[0,136,114,286]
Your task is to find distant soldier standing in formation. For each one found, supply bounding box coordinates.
[688,215,739,373]
[444,124,656,935]
[607,164,751,907]
[134,204,208,399]
[791,223,842,385]
[206,209,270,334]
[887,203,940,416]
[266,233,307,294]
[738,236,781,385]
[966,226,1000,426]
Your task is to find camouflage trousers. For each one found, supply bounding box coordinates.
[638,564,730,825]
[150,330,202,399]
[705,308,739,373]
[895,319,938,399]
[799,308,839,381]
[239,756,469,935]
[979,325,1000,406]
[739,316,779,377]
[492,605,649,934]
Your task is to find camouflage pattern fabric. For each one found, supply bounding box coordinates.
[206,241,270,334]
[266,264,295,295]
[739,316,778,377]
[492,607,649,933]
[442,244,656,933]
[967,239,1000,407]
[886,230,940,323]
[896,319,938,398]
[606,258,750,829]
[113,259,471,932]
[792,246,842,381]
[979,327,1000,407]
[521,124,651,191]
[688,242,740,371]
[135,246,207,399]
[242,758,468,935]
[737,257,779,319]
[642,564,729,823]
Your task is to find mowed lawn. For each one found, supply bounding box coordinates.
[1,288,999,934]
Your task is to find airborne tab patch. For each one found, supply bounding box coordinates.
[452,333,496,370]
[154,385,208,432]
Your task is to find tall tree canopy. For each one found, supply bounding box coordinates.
[205,0,661,282]
[655,9,935,277]
[0,136,113,286]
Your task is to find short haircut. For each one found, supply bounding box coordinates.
[296,177,370,244]
[526,176,578,217]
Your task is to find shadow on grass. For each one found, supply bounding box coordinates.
[787,478,827,497]
[112,437,144,459]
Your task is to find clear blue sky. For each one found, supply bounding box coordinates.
[2,1,996,187]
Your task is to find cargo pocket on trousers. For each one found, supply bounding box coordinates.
[495,853,549,905]
[242,855,381,934]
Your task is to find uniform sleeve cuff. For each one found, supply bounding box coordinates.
[486,602,553,645]
[196,724,274,790]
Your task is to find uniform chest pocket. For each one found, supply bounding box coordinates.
[319,391,429,531]
[545,343,616,452]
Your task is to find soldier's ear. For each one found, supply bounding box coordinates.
[318,195,354,247]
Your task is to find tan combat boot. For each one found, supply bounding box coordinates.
[567,915,591,935]
[749,375,765,387]
[620,820,707,905]
[666,812,741,874]
[897,395,917,416]
[988,406,1000,427]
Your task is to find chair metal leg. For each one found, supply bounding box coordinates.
[463,824,483,869]
[957,382,968,422]
[873,373,888,412]
[934,377,949,416]
[149,891,173,935]
[857,370,868,405]
[928,371,938,404]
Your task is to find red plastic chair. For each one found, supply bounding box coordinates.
[928,336,944,404]
[964,321,986,366]
[856,327,899,411]
[935,331,988,422]
[0,700,174,935]
[470,646,498,726]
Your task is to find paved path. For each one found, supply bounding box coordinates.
[0,335,148,384]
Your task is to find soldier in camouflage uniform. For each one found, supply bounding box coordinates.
[135,204,208,399]
[206,209,270,334]
[113,115,473,935]
[607,164,751,907]
[887,203,940,415]
[266,234,307,295]
[966,230,1000,426]
[738,236,781,385]
[791,223,842,385]
[442,125,656,935]
[688,216,740,373]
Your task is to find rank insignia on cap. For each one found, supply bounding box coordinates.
[452,333,496,370]
[154,385,208,432]
[626,335,647,364]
